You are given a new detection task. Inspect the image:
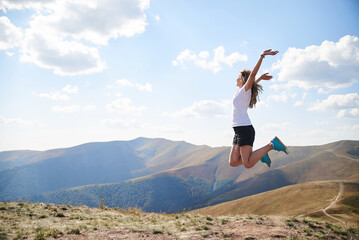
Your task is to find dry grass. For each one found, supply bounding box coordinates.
[1,201,359,239]
[192,180,359,226]
[193,181,338,216]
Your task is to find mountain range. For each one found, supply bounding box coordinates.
[1,138,358,218]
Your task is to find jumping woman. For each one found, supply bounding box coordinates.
[229,49,288,169]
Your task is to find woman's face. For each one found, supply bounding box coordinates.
[236,77,244,87]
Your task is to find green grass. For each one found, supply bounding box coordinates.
[286,220,294,227]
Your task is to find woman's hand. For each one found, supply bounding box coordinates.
[256,73,273,83]
[259,73,273,81]
[261,49,279,57]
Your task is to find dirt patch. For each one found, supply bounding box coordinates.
[61,229,176,240]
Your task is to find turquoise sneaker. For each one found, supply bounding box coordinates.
[272,136,289,154]
[260,154,271,168]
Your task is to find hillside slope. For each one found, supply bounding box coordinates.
[193,181,359,226]
[199,140,359,208]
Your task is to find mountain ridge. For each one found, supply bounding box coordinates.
[1,138,358,216]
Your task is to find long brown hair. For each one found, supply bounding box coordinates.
[238,69,263,108]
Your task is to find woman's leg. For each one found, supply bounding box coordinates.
[240,143,273,169]
[229,145,243,167]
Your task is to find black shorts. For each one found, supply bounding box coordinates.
[232,125,255,147]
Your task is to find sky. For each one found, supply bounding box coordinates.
[0,0,359,151]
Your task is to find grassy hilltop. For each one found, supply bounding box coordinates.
[1,201,358,240]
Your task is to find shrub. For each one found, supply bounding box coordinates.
[99,199,106,210]
[46,229,63,238]
[196,225,210,231]
[152,229,163,234]
[67,228,80,235]
[304,228,312,236]
[34,232,45,240]
[0,228,7,240]
[55,213,65,218]
[70,214,80,220]
[221,219,229,225]
[286,221,294,227]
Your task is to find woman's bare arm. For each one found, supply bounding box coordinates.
[256,73,273,83]
[245,49,278,91]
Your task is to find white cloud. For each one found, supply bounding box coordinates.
[1,0,150,75]
[22,0,150,45]
[269,83,290,91]
[173,46,247,73]
[255,101,268,108]
[116,79,152,91]
[117,79,135,87]
[62,85,79,94]
[294,100,303,106]
[84,105,96,111]
[106,97,146,114]
[136,82,152,92]
[21,29,106,76]
[52,105,81,113]
[0,16,23,50]
[155,15,160,21]
[240,40,248,47]
[0,116,37,125]
[5,51,14,56]
[34,92,70,101]
[172,99,231,118]
[267,93,288,103]
[272,35,359,89]
[309,93,359,111]
[337,108,359,118]
[51,104,96,112]
[318,88,332,94]
[0,0,55,11]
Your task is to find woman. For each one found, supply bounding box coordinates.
[229,49,288,169]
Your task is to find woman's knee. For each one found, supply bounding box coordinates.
[242,161,253,169]
[229,159,238,167]
[229,145,240,167]
[228,154,239,167]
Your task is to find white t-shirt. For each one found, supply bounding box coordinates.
[232,86,252,127]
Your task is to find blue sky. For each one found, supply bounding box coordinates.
[0,0,359,151]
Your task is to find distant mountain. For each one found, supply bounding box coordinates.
[0,138,212,200]
[0,137,234,201]
[0,149,61,171]
[1,138,358,213]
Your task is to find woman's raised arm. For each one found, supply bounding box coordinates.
[245,49,278,91]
